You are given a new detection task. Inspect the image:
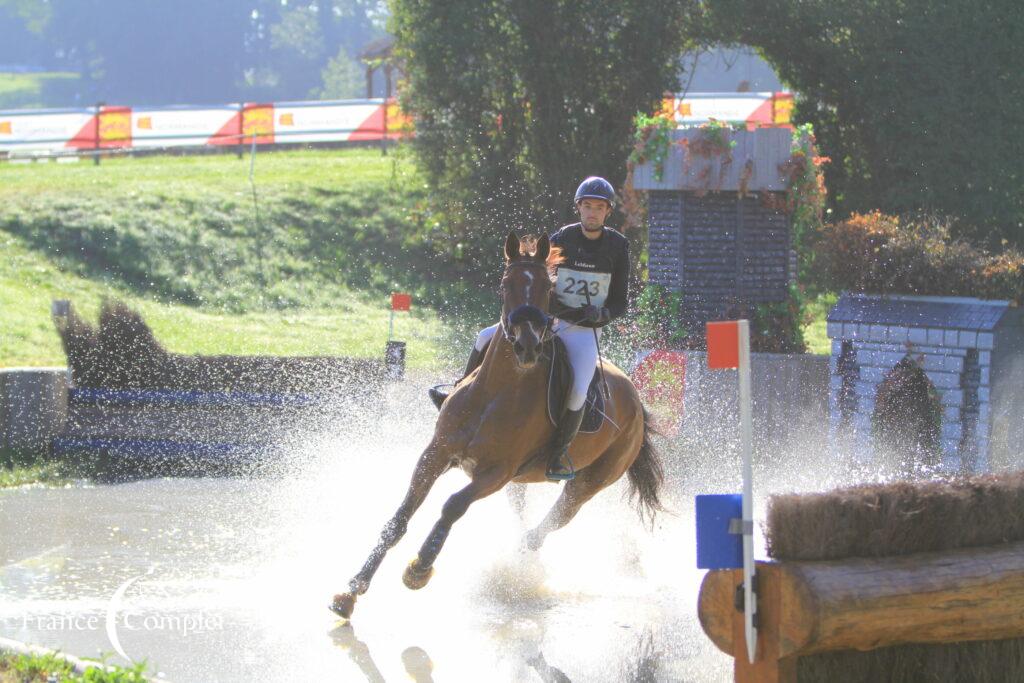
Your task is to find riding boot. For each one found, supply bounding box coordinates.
[545,407,585,481]
[427,345,485,410]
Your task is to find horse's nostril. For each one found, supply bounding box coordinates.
[533,343,542,355]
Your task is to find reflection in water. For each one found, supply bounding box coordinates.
[527,651,573,683]
[401,646,435,683]
[329,622,386,682]
[328,622,436,683]
[620,628,661,683]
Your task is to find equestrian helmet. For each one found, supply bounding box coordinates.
[574,176,615,206]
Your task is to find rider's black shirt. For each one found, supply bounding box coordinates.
[549,223,630,329]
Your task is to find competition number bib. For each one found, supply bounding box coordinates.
[555,267,611,309]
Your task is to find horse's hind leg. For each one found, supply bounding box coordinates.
[331,443,449,618]
[524,437,638,552]
[402,465,510,590]
[506,482,527,522]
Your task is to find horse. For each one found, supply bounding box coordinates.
[330,231,664,619]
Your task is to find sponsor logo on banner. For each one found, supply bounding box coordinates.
[386,101,412,135]
[99,108,132,146]
[773,93,794,124]
[136,116,152,130]
[278,113,294,126]
[0,121,11,135]
[243,105,274,138]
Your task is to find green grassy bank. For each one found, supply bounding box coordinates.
[0,72,80,109]
[0,148,489,369]
[0,649,149,682]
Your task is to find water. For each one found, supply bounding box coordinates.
[0,375,734,682]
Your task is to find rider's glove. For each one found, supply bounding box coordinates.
[580,305,611,324]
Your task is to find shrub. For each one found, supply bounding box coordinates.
[809,212,1024,303]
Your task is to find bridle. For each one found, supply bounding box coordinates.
[499,260,554,345]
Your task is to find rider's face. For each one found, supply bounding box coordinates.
[577,198,611,233]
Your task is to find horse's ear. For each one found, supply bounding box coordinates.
[504,231,520,261]
[535,233,550,262]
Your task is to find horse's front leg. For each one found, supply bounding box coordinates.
[330,442,449,619]
[402,465,512,590]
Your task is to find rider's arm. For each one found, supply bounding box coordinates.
[594,239,629,328]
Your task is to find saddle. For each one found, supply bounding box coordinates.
[545,336,606,434]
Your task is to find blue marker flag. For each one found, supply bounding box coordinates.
[695,494,744,570]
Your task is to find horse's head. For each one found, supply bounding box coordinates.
[500,231,561,369]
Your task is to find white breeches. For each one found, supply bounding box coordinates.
[475,319,600,411]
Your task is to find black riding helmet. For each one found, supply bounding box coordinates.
[574,176,615,206]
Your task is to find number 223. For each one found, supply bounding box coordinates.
[562,277,600,297]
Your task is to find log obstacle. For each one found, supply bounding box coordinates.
[698,539,1024,682]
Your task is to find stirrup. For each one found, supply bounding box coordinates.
[545,452,575,481]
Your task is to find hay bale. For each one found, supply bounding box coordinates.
[766,472,1024,561]
[766,473,1024,682]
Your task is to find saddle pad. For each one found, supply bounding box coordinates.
[546,336,606,434]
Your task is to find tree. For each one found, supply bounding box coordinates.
[312,47,365,100]
[390,0,694,275]
[687,0,1024,247]
[1,0,386,106]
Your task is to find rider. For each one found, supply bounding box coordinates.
[428,176,630,481]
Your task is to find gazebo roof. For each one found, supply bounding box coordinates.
[827,293,1011,332]
[358,36,394,62]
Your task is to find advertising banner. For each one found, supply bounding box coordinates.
[132,105,239,148]
[0,108,95,153]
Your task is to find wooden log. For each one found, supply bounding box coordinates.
[698,540,1024,681]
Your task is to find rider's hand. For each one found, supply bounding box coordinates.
[580,305,609,323]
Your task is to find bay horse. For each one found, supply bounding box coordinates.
[330,231,664,619]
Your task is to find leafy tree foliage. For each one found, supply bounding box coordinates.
[687,0,1024,246]
[390,0,694,274]
[0,0,385,105]
[311,47,365,100]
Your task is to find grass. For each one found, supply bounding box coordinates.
[0,650,150,682]
[0,230,446,368]
[0,148,489,369]
[0,72,80,109]
[802,291,837,355]
[0,448,79,488]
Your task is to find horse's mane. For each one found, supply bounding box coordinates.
[516,234,564,282]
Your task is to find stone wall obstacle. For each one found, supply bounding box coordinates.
[826,293,1024,472]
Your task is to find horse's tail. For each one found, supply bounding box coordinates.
[627,407,666,529]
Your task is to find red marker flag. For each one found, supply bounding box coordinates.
[391,293,412,312]
[706,321,740,369]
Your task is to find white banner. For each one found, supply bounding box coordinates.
[273,101,384,144]
[0,108,95,153]
[132,106,239,148]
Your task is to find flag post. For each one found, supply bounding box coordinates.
[705,319,757,664]
[737,319,756,664]
[386,293,412,379]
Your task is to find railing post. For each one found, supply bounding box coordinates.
[93,102,102,166]
[236,102,244,159]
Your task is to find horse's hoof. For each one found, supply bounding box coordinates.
[329,592,357,619]
[402,559,433,590]
[521,531,543,553]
